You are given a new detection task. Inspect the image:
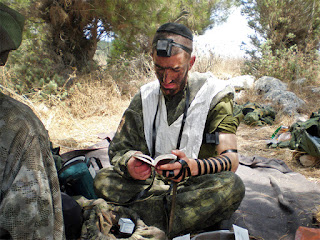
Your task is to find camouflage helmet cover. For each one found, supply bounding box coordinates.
[0,3,25,65]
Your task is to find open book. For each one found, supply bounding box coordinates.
[133,153,177,167]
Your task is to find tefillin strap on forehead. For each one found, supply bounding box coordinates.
[156,22,193,57]
[156,39,192,57]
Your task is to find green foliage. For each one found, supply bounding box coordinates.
[37,0,237,70]
[105,0,238,62]
[241,0,320,83]
[2,0,238,95]
[107,39,135,64]
[1,1,74,98]
[2,29,74,100]
[107,0,238,60]
[4,38,67,97]
[243,40,320,83]
[242,0,320,54]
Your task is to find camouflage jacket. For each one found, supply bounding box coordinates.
[0,92,65,239]
[109,73,240,178]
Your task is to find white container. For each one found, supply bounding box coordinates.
[118,218,135,234]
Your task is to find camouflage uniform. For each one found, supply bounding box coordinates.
[0,92,65,239]
[0,4,64,239]
[94,73,245,237]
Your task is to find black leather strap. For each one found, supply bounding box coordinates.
[220,149,238,155]
[195,159,201,176]
[168,170,175,178]
[173,159,191,180]
[221,157,229,171]
[216,157,225,171]
[162,170,167,177]
[202,159,208,174]
[151,90,161,158]
[206,158,214,174]
[176,85,190,150]
[212,158,218,173]
[171,86,190,180]
[222,155,232,171]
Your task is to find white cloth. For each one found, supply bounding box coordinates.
[141,72,232,159]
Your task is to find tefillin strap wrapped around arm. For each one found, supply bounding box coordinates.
[195,149,237,175]
[196,157,230,175]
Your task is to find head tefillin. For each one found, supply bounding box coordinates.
[155,22,193,57]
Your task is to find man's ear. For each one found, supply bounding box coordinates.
[189,55,196,70]
[150,50,155,59]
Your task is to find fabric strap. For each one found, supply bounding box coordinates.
[176,85,190,150]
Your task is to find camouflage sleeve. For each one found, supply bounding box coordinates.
[108,92,150,178]
[0,94,64,239]
[198,95,239,159]
[207,95,239,134]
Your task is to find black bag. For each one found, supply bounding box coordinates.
[61,192,83,239]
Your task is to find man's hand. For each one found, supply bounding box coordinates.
[127,155,152,180]
[155,150,197,182]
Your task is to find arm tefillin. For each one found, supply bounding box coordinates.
[195,149,236,175]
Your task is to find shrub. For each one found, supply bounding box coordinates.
[243,40,320,84]
[1,37,73,100]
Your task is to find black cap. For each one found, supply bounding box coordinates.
[156,22,193,41]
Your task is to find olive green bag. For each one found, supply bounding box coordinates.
[289,109,320,157]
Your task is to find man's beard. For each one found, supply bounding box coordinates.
[160,69,188,97]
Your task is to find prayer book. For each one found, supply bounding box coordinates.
[133,153,177,167]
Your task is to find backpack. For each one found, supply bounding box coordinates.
[58,155,103,199]
[289,109,320,157]
[51,145,105,199]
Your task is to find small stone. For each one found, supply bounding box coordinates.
[299,154,319,167]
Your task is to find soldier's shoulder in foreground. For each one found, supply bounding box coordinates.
[0,92,48,136]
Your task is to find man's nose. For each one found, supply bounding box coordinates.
[162,70,172,84]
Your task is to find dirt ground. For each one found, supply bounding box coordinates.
[237,124,320,183]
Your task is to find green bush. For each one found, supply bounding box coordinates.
[243,40,320,83]
[2,38,70,100]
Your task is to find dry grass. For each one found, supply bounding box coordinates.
[192,53,244,79]
[28,72,131,152]
[237,123,320,183]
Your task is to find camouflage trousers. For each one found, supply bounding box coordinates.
[94,167,245,237]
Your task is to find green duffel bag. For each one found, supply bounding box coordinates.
[289,109,320,157]
[58,156,100,199]
[295,130,320,157]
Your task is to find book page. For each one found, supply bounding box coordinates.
[133,153,177,167]
[154,154,177,166]
[133,153,155,166]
